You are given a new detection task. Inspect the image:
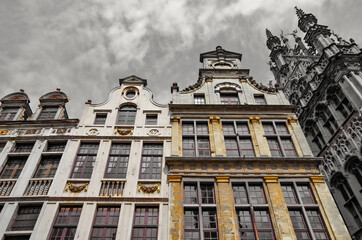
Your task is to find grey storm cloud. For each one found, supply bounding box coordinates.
[0,0,361,118]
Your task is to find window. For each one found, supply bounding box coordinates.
[220,92,239,105]
[117,105,137,125]
[333,89,353,119]
[263,121,297,157]
[0,107,18,121]
[145,115,158,125]
[184,182,218,239]
[139,144,163,179]
[71,143,99,178]
[0,156,27,179]
[9,205,42,231]
[254,95,266,105]
[90,207,120,240]
[5,236,30,240]
[105,143,130,178]
[222,121,254,157]
[194,94,205,105]
[38,107,58,120]
[48,207,82,240]
[33,155,61,178]
[125,89,136,98]
[281,182,330,240]
[233,182,274,240]
[46,142,66,152]
[94,114,107,125]
[12,142,34,153]
[132,207,159,240]
[182,121,210,157]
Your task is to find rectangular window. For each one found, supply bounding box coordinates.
[254,95,266,105]
[139,144,163,179]
[0,156,27,179]
[263,121,298,157]
[94,114,107,125]
[233,182,274,239]
[9,205,42,231]
[48,207,82,240]
[105,143,130,178]
[220,93,239,105]
[184,181,218,239]
[90,207,120,240]
[12,142,34,153]
[5,236,30,240]
[183,122,210,157]
[0,107,18,121]
[194,94,205,105]
[33,155,61,178]
[223,121,254,157]
[281,182,329,240]
[145,115,158,125]
[132,207,159,240]
[71,143,99,178]
[38,107,58,120]
[46,142,66,152]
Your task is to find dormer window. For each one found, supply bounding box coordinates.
[194,94,205,105]
[0,107,18,121]
[117,105,137,125]
[254,95,266,105]
[220,92,239,105]
[38,107,58,120]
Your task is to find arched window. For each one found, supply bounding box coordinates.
[117,105,137,125]
[346,157,362,188]
[220,88,239,105]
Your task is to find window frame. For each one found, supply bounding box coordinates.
[37,107,58,120]
[194,94,206,105]
[12,142,34,153]
[220,92,240,105]
[70,143,99,179]
[263,121,298,157]
[0,107,19,121]
[131,207,159,240]
[33,155,61,178]
[8,205,42,231]
[94,114,107,125]
[254,94,267,105]
[0,156,28,179]
[104,143,131,179]
[139,143,163,179]
[48,206,82,240]
[222,121,255,157]
[145,115,158,125]
[90,206,120,240]
[182,121,211,157]
[116,105,137,125]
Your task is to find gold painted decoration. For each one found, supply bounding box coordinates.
[25,129,40,135]
[0,130,9,135]
[65,182,88,193]
[210,116,221,123]
[249,116,260,123]
[264,176,278,183]
[114,127,133,135]
[216,176,230,183]
[287,116,298,123]
[138,183,160,193]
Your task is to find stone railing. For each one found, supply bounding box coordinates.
[0,180,16,196]
[99,180,125,197]
[24,179,52,196]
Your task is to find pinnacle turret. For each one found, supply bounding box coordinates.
[295,6,305,19]
[295,6,318,32]
[266,29,281,50]
[266,29,273,39]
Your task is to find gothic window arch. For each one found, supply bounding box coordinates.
[289,92,299,106]
[116,105,137,125]
[331,172,362,228]
[304,119,325,152]
[315,103,338,136]
[345,156,362,188]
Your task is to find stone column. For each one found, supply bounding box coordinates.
[210,116,225,156]
[171,116,182,156]
[249,116,269,157]
[168,175,183,240]
[215,176,239,240]
[310,176,351,240]
[264,176,296,240]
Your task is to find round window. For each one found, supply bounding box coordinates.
[125,89,136,98]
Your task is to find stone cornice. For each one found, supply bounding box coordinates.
[0,196,169,203]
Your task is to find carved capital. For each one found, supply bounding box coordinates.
[206,77,213,83]
[249,116,260,123]
[287,116,298,123]
[171,116,181,122]
[210,116,221,123]
[167,175,182,182]
[216,176,230,183]
[310,176,325,183]
[239,77,247,83]
[264,176,278,183]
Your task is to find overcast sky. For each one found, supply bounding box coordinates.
[1,0,362,118]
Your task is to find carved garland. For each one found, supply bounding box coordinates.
[114,127,133,135]
[65,182,88,193]
[138,183,160,193]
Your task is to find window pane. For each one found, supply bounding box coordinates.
[146,115,157,125]
[183,138,195,157]
[71,143,99,178]
[201,184,214,204]
[12,143,34,153]
[276,123,288,134]
[183,123,194,135]
[281,185,298,204]
[249,185,265,204]
[49,207,82,240]
[236,122,250,134]
[197,138,210,157]
[254,95,266,105]
[117,106,136,125]
[281,138,297,157]
[140,144,163,179]
[239,138,255,157]
[267,138,282,157]
[10,205,42,231]
[46,142,66,152]
[0,156,27,179]
[0,108,18,121]
[184,209,199,229]
[263,123,275,134]
[38,107,58,120]
[220,93,239,105]
[132,207,158,240]
[105,143,130,178]
[233,184,248,204]
[34,155,61,178]
[184,183,198,204]
[94,114,107,125]
[194,95,205,104]
[90,207,120,240]
[225,138,239,157]
[222,123,235,135]
[196,123,208,135]
[297,185,315,204]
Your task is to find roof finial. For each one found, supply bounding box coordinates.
[266,28,273,38]
[295,6,305,19]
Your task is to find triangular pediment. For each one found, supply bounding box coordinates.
[200,46,242,63]
[119,75,147,86]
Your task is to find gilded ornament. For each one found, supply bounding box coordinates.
[138,183,160,193]
[249,116,260,123]
[0,130,9,135]
[114,127,133,135]
[65,182,88,193]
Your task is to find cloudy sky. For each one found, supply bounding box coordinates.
[1,0,362,118]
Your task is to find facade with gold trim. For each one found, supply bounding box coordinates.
[167,47,350,239]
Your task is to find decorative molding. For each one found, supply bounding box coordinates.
[138,183,160,193]
[310,176,325,183]
[215,176,230,183]
[25,129,40,135]
[167,175,182,182]
[287,116,298,123]
[171,116,181,122]
[148,129,160,136]
[249,116,260,123]
[206,77,213,83]
[114,127,133,136]
[264,176,278,183]
[87,128,99,136]
[0,129,9,135]
[210,116,221,123]
[65,182,88,193]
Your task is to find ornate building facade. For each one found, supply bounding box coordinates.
[266,7,362,238]
[167,46,349,239]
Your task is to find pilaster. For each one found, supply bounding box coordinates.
[168,175,183,240]
[210,116,226,156]
[286,116,311,157]
[249,116,269,156]
[171,116,182,156]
